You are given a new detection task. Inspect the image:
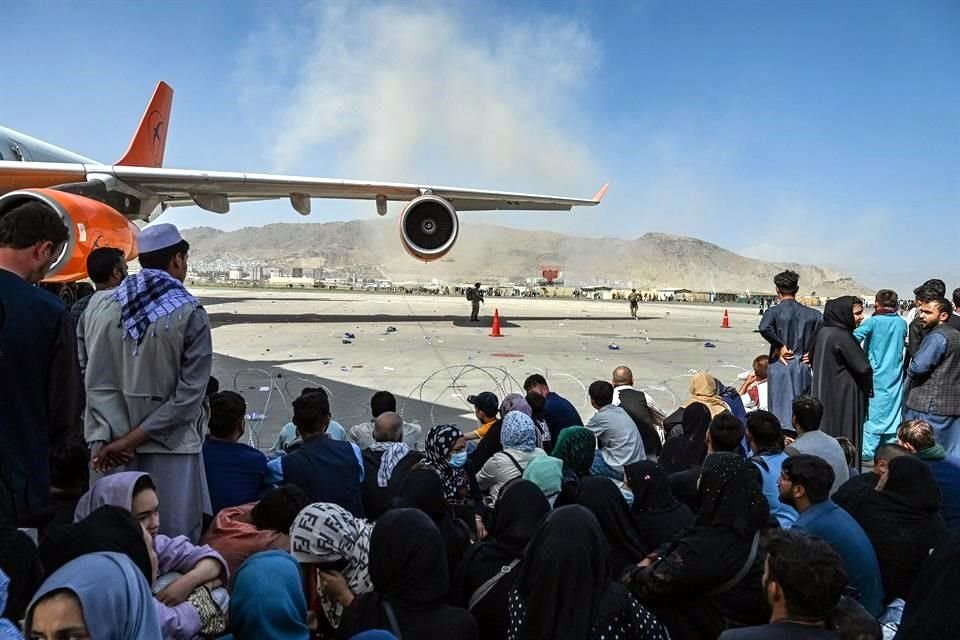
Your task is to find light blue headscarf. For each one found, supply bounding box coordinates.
[0,569,23,640]
[501,411,538,453]
[26,552,162,640]
[224,551,309,640]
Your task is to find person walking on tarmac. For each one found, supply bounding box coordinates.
[628,289,641,319]
[467,282,484,321]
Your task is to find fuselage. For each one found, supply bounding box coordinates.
[0,126,97,165]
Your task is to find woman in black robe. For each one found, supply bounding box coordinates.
[841,455,945,601]
[658,402,711,475]
[810,296,873,460]
[572,476,648,576]
[452,480,550,640]
[0,527,43,623]
[397,468,474,585]
[624,461,695,550]
[506,505,669,640]
[339,508,478,639]
[897,531,960,639]
[623,454,770,639]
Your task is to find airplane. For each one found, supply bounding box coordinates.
[0,82,607,302]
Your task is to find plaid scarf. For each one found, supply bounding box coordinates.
[113,269,198,344]
[368,441,411,487]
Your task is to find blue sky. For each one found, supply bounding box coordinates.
[2,1,957,291]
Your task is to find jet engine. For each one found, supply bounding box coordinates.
[0,188,139,283]
[398,195,459,261]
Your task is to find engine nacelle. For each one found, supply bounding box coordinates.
[0,188,139,283]
[399,195,459,261]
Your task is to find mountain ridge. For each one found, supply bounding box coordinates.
[181,220,869,295]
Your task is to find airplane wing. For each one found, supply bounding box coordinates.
[0,161,606,215]
[108,166,607,214]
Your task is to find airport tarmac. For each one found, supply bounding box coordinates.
[200,287,773,450]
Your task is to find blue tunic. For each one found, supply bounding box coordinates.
[758,300,822,427]
[853,314,908,460]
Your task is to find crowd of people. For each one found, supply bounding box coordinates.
[1,207,960,640]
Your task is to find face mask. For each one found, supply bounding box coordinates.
[449,451,468,468]
[620,488,634,506]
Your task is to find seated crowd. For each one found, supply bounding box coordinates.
[3,364,958,640]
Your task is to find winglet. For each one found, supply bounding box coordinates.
[592,182,610,203]
[116,81,174,168]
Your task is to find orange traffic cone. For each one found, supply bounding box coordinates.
[490,309,504,337]
[721,309,731,329]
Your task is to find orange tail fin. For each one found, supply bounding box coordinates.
[116,81,174,167]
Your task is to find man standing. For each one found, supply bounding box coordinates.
[80,223,212,541]
[68,247,128,329]
[906,280,947,359]
[904,298,960,457]
[853,289,908,461]
[523,374,583,444]
[628,288,640,319]
[778,455,884,617]
[611,365,663,458]
[759,271,822,427]
[467,282,484,321]
[0,202,82,526]
[584,381,645,479]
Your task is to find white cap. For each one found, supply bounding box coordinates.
[138,223,184,254]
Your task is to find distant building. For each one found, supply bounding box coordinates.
[292,267,303,278]
[268,275,315,287]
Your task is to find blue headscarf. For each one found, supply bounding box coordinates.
[26,552,162,640]
[224,551,309,640]
[0,569,23,640]
[501,411,538,453]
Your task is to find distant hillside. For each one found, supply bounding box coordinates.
[182,221,869,295]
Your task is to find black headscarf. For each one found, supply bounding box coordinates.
[0,527,43,621]
[658,402,710,474]
[625,461,676,513]
[847,456,945,599]
[822,296,860,331]
[397,468,472,583]
[897,532,960,639]
[38,505,153,583]
[573,477,648,575]
[515,506,617,640]
[368,508,450,610]
[695,454,768,538]
[490,480,550,558]
[624,461,696,550]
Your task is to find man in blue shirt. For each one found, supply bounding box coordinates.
[202,391,269,515]
[745,410,798,528]
[779,455,884,617]
[266,391,365,517]
[524,374,584,444]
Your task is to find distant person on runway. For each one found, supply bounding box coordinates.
[466,282,484,321]
[628,289,641,318]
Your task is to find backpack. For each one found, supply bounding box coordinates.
[466,288,476,301]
